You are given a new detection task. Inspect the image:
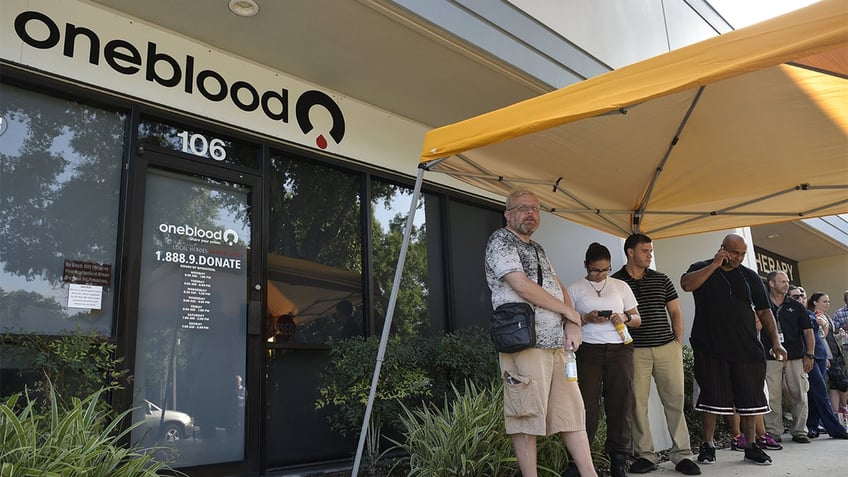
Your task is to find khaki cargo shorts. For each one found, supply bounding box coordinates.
[499,347,586,436]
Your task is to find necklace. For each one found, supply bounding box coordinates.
[589,278,607,297]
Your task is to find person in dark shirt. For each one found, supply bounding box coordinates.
[761,271,814,444]
[680,233,786,466]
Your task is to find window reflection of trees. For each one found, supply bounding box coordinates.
[0,84,125,334]
[370,182,429,337]
[268,154,362,268]
[267,153,363,343]
[265,156,432,341]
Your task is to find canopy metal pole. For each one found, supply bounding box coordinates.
[351,163,428,476]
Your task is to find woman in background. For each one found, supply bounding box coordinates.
[805,292,848,439]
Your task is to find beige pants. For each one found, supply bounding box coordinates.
[631,341,695,465]
[764,358,809,437]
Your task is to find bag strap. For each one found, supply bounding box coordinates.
[512,232,543,287]
[533,247,542,286]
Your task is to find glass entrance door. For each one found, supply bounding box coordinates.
[131,166,252,469]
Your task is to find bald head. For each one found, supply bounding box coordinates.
[720,233,748,270]
[722,233,746,249]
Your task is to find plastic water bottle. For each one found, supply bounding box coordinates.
[565,345,578,381]
[615,322,633,345]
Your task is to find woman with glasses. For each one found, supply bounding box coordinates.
[804,292,848,439]
[566,242,641,477]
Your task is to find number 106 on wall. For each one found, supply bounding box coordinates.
[176,131,227,161]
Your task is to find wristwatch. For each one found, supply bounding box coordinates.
[805,353,815,359]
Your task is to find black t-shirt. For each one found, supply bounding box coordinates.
[762,296,812,360]
[686,259,769,362]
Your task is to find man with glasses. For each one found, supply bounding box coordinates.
[612,233,700,475]
[788,286,806,304]
[485,189,597,477]
[762,271,814,444]
[681,233,787,466]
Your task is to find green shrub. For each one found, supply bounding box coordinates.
[1,328,130,407]
[0,387,181,477]
[316,327,499,468]
[682,344,700,446]
[316,334,433,473]
[316,335,432,435]
[428,328,500,400]
[388,381,518,476]
[389,380,610,477]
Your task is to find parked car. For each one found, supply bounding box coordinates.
[139,399,194,441]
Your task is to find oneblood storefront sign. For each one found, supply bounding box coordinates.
[1,0,437,188]
[1,0,353,153]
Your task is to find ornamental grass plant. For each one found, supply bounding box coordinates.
[389,381,595,476]
[0,386,181,477]
[387,381,518,476]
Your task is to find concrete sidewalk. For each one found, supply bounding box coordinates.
[647,435,845,475]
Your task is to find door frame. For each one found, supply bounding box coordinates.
[117,145,264,476]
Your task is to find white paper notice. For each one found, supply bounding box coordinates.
[68,284,103,309]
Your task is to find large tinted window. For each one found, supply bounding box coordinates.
[447,199,504,331]
[264,151,364,466]
[369,179,441,337]
[265,153,364,344]
[0,84,125,335]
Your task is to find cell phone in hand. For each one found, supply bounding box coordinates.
[598,310,612,317]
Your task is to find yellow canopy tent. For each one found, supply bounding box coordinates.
[354,1,847,472]
[419,0,848,239]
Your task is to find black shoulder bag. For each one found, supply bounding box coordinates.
[490,248,542,353]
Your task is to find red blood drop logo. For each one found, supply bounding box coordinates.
[316,134,328,149]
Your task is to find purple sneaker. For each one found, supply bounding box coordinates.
[730,434,746,451]
[756,434,783,450]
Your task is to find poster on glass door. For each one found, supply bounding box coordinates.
[153,223,244,331]
[133,170,249,467]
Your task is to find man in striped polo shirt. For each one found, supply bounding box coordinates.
[612,233,700,475]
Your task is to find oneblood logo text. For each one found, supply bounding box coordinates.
[159,224,239,246]
[14,10,345,149]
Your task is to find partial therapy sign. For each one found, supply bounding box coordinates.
[754,245,801,284]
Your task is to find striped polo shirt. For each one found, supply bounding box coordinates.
[611,267,678,348]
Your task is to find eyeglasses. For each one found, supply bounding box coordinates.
[789,294,802,299]
[587,267,612,274]
[507,204,541,214]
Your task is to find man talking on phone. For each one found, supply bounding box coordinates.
[681,233,787,466]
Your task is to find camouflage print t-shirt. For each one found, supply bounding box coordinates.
[485,227,564,349]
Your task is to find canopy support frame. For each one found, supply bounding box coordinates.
[646,184,848,235]
[352,162,428,476]
[633,85,705,232]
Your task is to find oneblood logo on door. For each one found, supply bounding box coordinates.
[13,10,346,150]
[158,223,239,247]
